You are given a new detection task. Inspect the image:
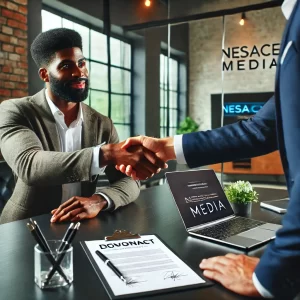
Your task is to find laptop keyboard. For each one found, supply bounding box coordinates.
[192,217,266,240]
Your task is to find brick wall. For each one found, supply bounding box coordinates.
[0,0,28,103]
[189,6,286,130]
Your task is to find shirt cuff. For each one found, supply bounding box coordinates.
[174,134,187,164]
[91,143,106,176]
[252,273,274,298]
[96,192,114,211]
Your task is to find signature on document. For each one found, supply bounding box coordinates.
[125,277,147,287]
[163,271,187,281]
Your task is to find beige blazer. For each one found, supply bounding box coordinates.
[0,89,140,224]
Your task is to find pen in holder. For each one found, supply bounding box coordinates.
[44,222,80,286]
[27,220,79,289]
[34,240,73,289]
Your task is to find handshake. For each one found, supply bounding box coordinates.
[100,136,176,180]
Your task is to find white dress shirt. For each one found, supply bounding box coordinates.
[45,90,113,210]
[174,0,297,297]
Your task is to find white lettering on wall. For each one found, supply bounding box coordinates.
[222,43,280,72]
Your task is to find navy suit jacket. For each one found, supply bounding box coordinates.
[183,2,300,298]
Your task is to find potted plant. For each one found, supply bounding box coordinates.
[176,117,199,134]
[224,180,258,216]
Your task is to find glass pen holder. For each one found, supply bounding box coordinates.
[34,240,73,289]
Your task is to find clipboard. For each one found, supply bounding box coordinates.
[80,230,212,299]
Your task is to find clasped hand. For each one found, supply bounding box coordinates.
[102,138,169,180]
[114,136,175,180]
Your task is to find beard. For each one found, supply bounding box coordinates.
[49,74,89,103]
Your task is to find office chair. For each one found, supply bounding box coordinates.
[0,161,15,213]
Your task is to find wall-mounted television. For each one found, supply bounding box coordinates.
[211,92,273,129]
[211,92,274,169]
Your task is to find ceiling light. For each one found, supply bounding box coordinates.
[239,12,246,26]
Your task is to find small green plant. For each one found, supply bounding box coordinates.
[224,180,258,204]
[176,117,199,134]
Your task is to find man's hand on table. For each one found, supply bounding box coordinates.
[101,139,168,180]
[50,194,107,223]
[115,136,176,180]
[200,254,261,297]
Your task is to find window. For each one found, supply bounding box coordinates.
[41,9,132,141]
[160,53,180,137]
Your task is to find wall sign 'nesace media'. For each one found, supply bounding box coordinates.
[222,43,280,71]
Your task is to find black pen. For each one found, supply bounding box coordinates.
[30,218,51,252]
[96,250,127,284]
[26,223,70,284]
[45,222,80,284]
[57,223,74,253]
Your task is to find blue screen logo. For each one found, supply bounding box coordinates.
[223,102,265,116]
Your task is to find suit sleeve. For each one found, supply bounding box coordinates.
[182,96,278,168]
[0,100,94,186]
[255,8,300,297]
[97,120,140,210]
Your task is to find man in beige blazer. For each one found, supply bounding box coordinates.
[0,28,164,224]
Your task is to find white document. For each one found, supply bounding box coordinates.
[83,235,205,296]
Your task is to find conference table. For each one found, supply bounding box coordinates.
[0,184,288,300]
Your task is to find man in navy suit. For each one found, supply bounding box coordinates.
[117,0,300,298]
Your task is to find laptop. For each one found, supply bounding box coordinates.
[166,169,281,249]
[260,198,289,214]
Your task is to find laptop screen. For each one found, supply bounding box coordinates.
[166,169,234,229]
